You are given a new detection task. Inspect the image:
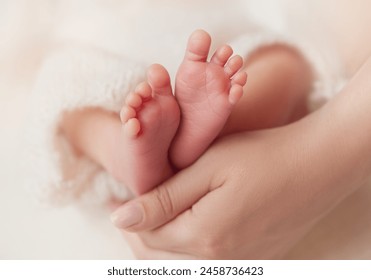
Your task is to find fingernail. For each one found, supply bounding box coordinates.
[110,203,143,228]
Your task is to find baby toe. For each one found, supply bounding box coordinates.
[120,106,136,123]
[231,71,248,86]
[228,84,244,105]
[210,45,233,66]
[147,64,173,96]
[126,92,143,108]
[225,55,243,78]
[135,82,153,100]
[184,29,212,62]
[124,118,141,137]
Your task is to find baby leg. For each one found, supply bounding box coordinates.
[61,64,180,196]
[220,44,313,135]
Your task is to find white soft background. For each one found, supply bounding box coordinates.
[0,85,133,259]
[1,0,371,259]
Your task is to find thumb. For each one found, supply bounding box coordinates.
[110,163,212,231]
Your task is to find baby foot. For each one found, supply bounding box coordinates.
[170,30,247,169]
[117,64,180,195]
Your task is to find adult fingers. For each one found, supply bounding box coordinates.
[111,161,215,231]
[135,185,230,258]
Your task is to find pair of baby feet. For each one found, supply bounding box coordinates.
[118,30,247,195]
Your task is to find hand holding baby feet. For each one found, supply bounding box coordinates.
[117,64,180,195]
[170,29,247,169]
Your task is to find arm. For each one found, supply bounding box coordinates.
[111,57,371,258]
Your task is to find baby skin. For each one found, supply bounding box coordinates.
[119,64,180,195]
[120,30,246,194]
[171,30,247,168]
[62,30,312,197]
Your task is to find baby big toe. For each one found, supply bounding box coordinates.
[147,64,173,96]
[184,29,212,62]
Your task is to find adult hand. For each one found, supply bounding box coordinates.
[111,63,371,258]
